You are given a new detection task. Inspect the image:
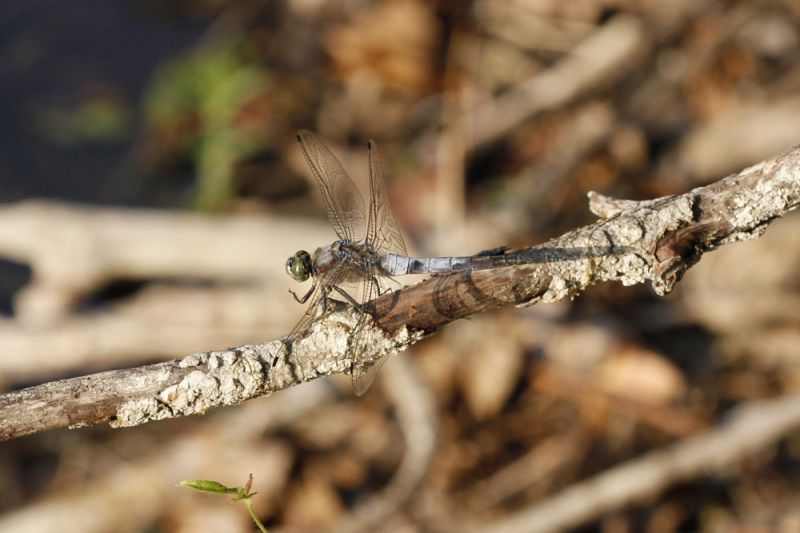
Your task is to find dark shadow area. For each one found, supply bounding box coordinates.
[0,259,31,315]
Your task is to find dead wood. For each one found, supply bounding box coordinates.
[1,143,799,441]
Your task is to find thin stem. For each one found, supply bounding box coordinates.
[243,498,269,533]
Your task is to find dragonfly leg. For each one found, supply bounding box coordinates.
[332,285,363,313]
[290,283,316,304]
[319,289,327,313]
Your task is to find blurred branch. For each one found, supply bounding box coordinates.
[0,201,330,325]
[476,392,800,533]
[333,356,437,533]
[466,14,647,151]
[1,142,799,441]
[669,96,800,183]
[0,285,286,382]
[0,203,335,382]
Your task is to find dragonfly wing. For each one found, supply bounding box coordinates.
[367,140,407,256]
[347,270,391,395]
[352,353,391,396]
[346,140,409,395]
[297,130,367,243]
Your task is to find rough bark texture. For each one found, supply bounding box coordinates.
[1,144,799,441]
[374,144,800,332]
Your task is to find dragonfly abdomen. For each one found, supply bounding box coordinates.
[381,252,524,276]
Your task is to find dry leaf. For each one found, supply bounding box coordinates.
[326,0,440,96]
[598,346,687,405]
[456,317,524,420]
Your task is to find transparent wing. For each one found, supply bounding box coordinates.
[297,130,367,243]
[348,139,407,394]
[366,140,407,256]
[352,351,390,396]
[349,273,390,396]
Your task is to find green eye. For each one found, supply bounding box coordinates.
[286,251,311,282]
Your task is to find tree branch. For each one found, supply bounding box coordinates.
[1,143,799,441]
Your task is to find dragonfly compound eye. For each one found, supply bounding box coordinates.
[287,250,312,282]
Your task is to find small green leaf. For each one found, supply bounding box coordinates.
[178,475,268,532]
[177,479,238,495]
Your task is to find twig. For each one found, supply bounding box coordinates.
[475,392,800,533]
[0,285,290,382]
[0,201,330,325]
[671,96,800,183]
[1,142,799,441]
[373,142,800,332]
[466,14,646,151]
[333,356,438,533]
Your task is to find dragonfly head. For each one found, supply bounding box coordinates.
[286,250,313,282]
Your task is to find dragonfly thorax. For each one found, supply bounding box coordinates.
[312,240,379,281]
[286,250,313,282]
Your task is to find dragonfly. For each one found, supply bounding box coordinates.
[286,130,522,395]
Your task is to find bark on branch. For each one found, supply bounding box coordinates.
[1,143,799,441]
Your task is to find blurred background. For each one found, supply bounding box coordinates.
[1,0,800,531]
